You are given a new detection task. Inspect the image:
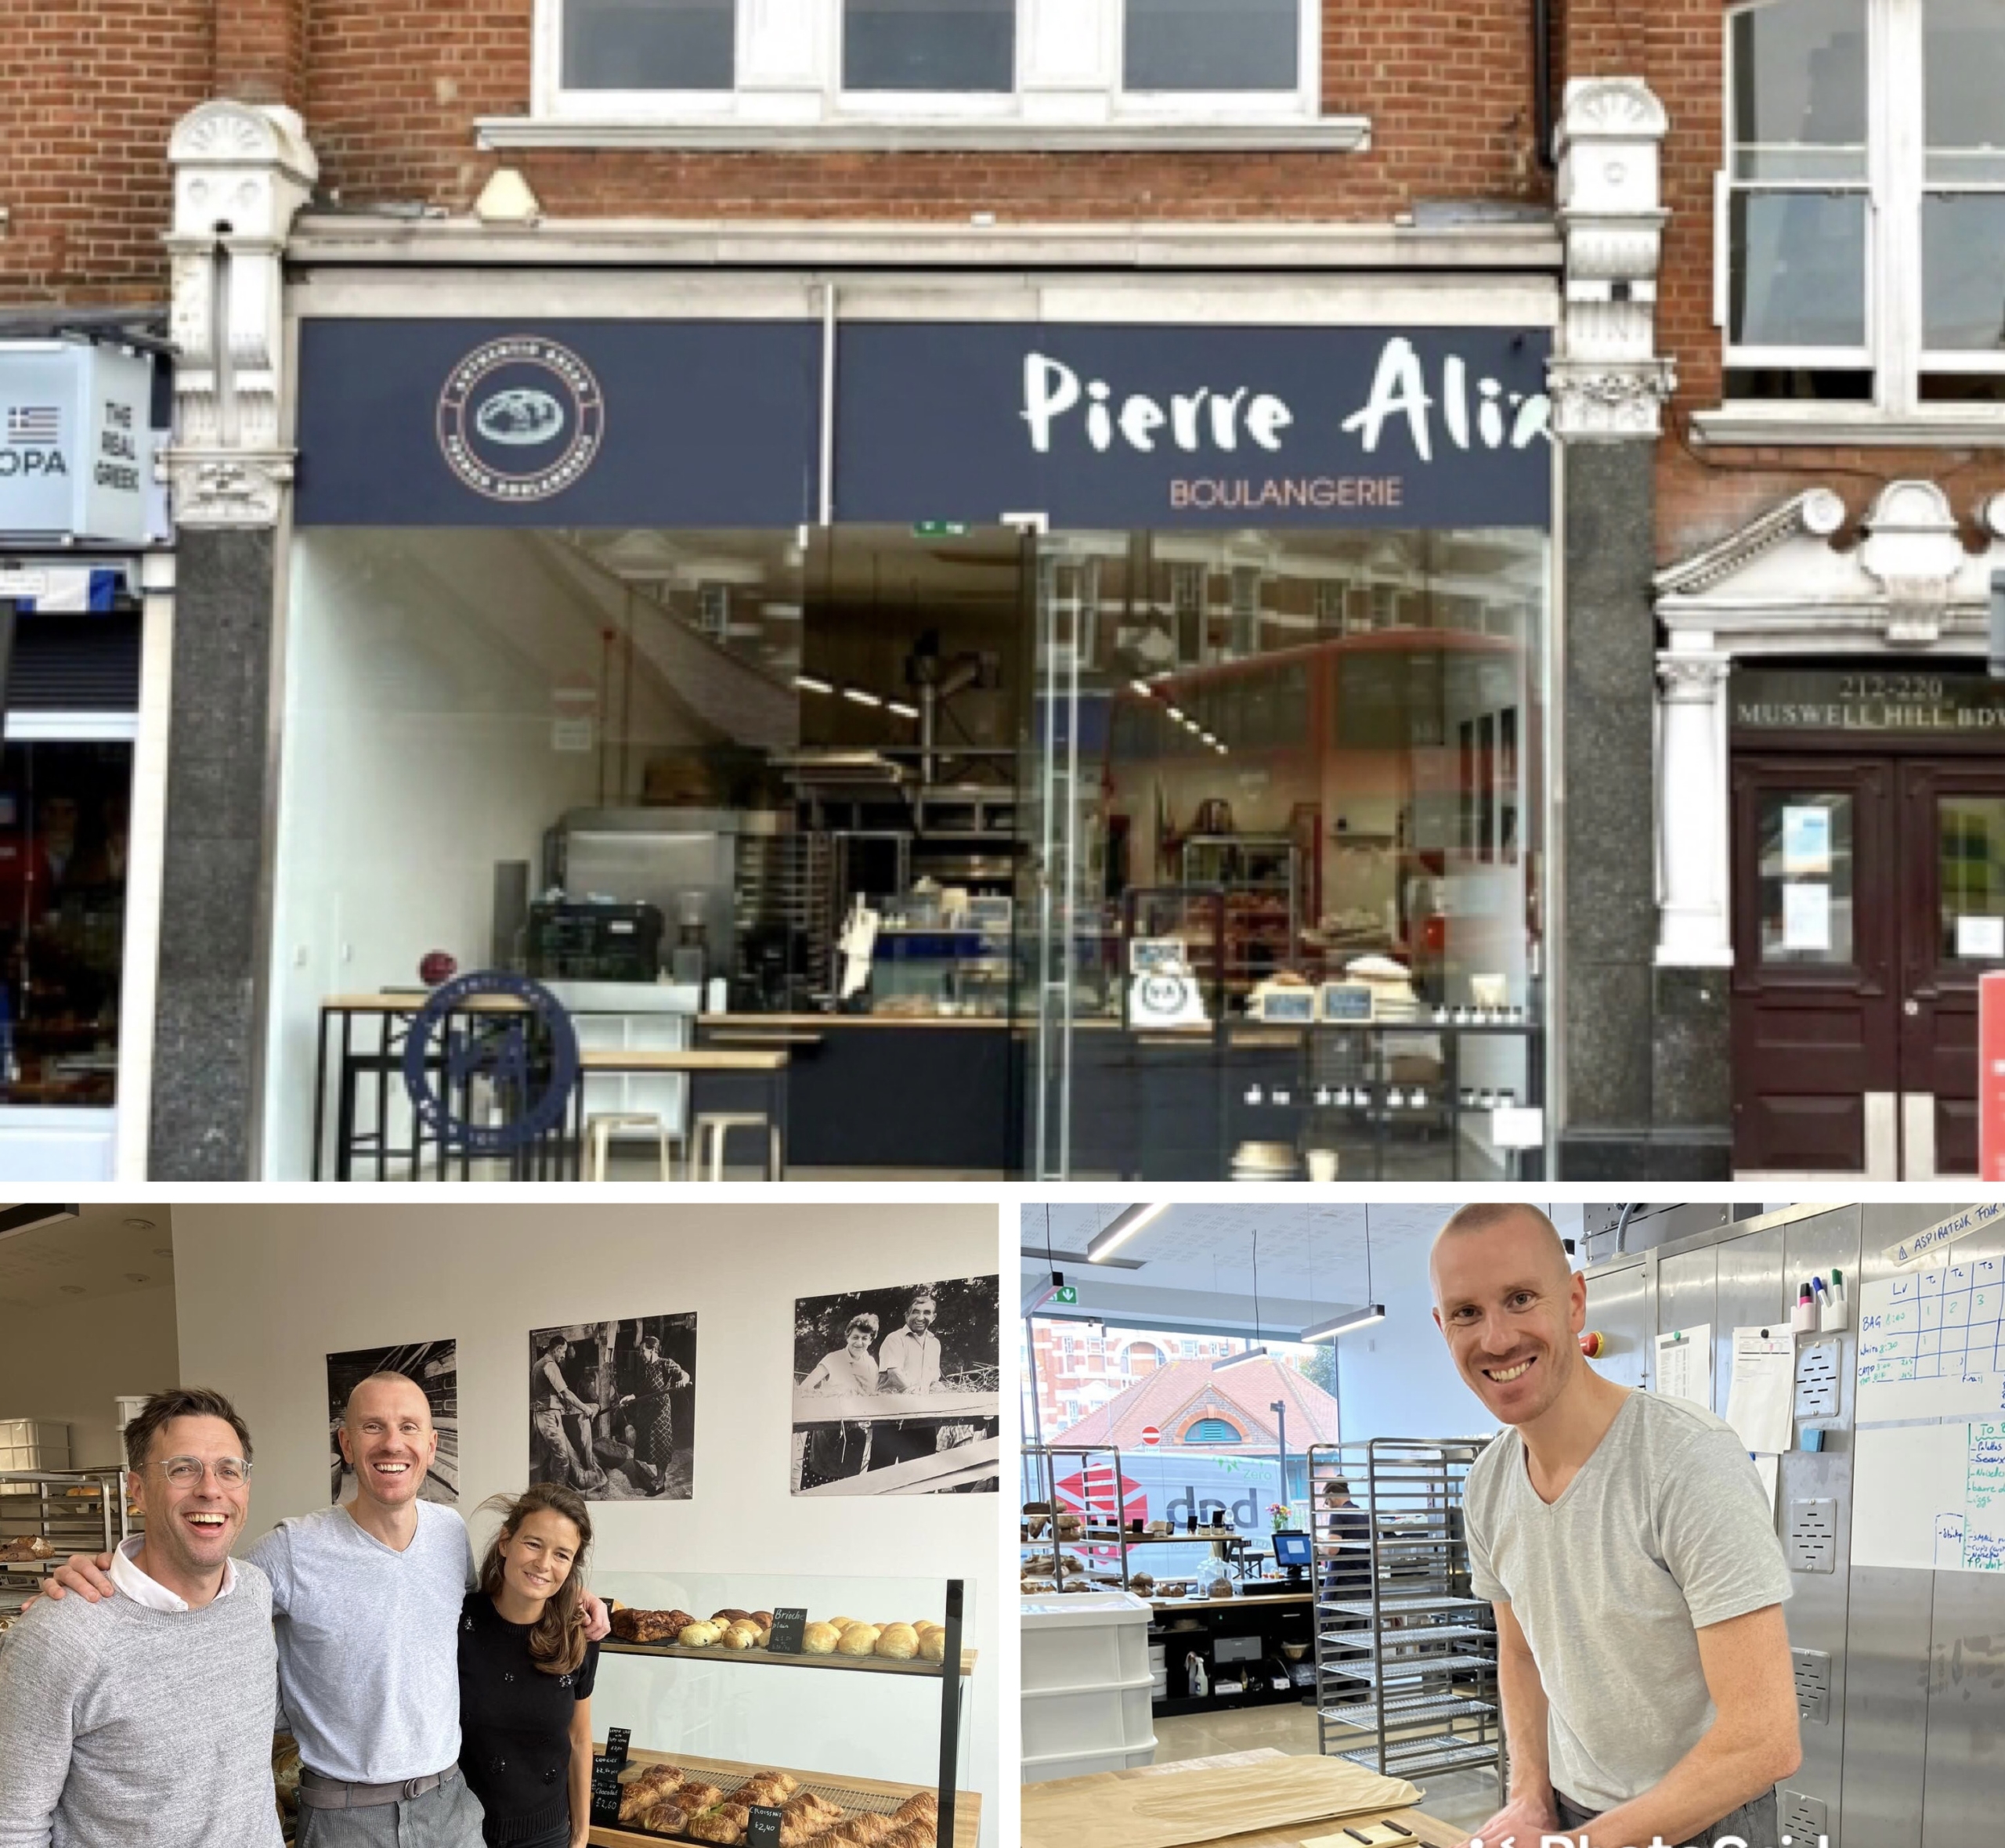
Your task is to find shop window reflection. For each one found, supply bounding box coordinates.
[0,744,130,1107]
[1089,528,1544,1021]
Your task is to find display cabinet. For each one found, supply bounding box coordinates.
[585,1571,977,1848]
[867,921,1014,1020]
[1020,1443,1132,1590]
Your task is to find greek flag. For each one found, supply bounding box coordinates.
[5,406,60,445]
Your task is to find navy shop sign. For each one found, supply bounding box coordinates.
[837,321,1552,530]
[295,319,823,527]
[294,317,1551,530]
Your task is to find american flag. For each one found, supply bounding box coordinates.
[6,406,60,445]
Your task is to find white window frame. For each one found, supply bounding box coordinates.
[515,0,1333,139]
[1712,0,2005,433]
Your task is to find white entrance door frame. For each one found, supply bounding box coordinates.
[1653,479,2005,1180]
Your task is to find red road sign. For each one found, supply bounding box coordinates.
[1982,972,2005,1181]
[1140,1425,1161,1446]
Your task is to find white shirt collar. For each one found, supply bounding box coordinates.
[110,1532,238,1612]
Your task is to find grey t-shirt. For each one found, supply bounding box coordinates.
[247,1500,475,1785]
[1464,1390,1792,1813]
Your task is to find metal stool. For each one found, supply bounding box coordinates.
[585,1112,679,1182]
[689,1111,782,1181]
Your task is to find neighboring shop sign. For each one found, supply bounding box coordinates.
[294,316,1552,529]
[0,343,154,545]
[295,319,823,526]
[1733,669,2005,735]
[837,322,1553,529]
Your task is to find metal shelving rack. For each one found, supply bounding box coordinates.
[1307,1437,1503,1802]
[1020,1442,1132,1590]
[0,1467,136,1622]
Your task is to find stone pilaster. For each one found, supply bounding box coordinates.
[1549,78,1720,1177]
[150,102,316,1179]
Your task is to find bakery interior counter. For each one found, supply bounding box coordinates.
[1148,1588,1318,1717]
[695,1018,1017,1171]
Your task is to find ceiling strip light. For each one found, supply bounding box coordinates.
[1086,1200,1172,1261]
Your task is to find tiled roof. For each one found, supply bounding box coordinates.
[1053,1355,1339,1450]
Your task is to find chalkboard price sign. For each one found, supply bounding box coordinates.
[747,1805,786,1848]
[589,1756,625,1827]
[766,1606,809,1654]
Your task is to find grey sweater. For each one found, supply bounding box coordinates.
[0,1564,284,1848]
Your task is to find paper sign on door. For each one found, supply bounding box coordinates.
[1782,805,1832,875]
[1783,882,1832,952]
[1958,915,2005,960]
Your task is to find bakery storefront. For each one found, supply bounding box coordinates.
[269,280,1555,1181]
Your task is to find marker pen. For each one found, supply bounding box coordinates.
[1793,1281,1817,1333]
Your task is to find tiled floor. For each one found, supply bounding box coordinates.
[1152,1704,1504,1835]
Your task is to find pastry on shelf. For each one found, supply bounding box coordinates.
[720,1622,762,1650]
[873,1622,919,1661]
[894,1792,938,1828]
[835,1622,880,1658]
[735,1772,798,1808]
[617,1764,685,1822]
[880,1824,937,1848]
[612,1608,694,1644]
[782,1790,839,1825]
[634,1805,690,1838]
[688,1803,752,1844]
[711,1607,753,1625]
[800,1621,843,1655]
[750,1609,775,1629]
[916,1628,947,1664]
[677,1621,724,1648]
[824,1815,896,1846]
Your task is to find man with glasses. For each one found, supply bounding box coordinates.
[0,1387,282,1847]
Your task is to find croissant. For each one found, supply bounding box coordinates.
[677,1784,726,1813]
[689,1804,752,1845]
[635,1805,689,1837]
[894,1792,939,1827]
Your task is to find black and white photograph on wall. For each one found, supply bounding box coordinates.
[326,1339,460,1505]
[790,1275,1001,1496]
[529,1314,698,1501]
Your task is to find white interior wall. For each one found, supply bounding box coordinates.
[0,1284,181,1468]
[263,529,699,1178]
[169,1203,999,1846]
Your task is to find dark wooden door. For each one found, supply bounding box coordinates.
[1731,756,1898,1173]
[1898,760,2005,1175]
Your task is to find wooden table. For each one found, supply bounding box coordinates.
[1032,1748,1465,1848]
[573,1046,789,1179]
[586,1744,980,1848]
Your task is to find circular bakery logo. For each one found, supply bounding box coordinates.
[437,336,605,502]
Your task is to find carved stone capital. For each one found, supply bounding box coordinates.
[1548,358,1678,439]
[1657,651,1731,702]
[164,452,295,529]
[167,99,318,530]
[1552,78,1671,446]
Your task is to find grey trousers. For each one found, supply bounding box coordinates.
[297,1770,488,1848]
[1555,1785,1779,1847]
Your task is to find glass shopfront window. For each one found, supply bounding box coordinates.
[281,311,1552,1182]
[1024,528,1548,1183]
[0,742,131,1110]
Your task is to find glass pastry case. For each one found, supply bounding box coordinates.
[586,1572,977,1848]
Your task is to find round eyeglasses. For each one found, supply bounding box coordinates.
[150,1456,252,1487]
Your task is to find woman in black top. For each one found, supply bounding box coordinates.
[460,1483,600,1848]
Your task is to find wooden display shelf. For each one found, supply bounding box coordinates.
[604,1637,977,1677]
[587,1745,980,1848]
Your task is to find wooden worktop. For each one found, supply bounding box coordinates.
[1026,1748,1461,1848]
[701,1013,1012,1031]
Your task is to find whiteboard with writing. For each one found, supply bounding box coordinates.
[1853,1421,2005,1572]
[1855,1257,2005,1421]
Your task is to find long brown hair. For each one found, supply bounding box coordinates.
[478,1483,594,1676]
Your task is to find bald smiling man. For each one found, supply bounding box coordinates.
[1429,1204,1801,1848]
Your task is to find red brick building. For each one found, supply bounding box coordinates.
[3,0,1992,1182]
